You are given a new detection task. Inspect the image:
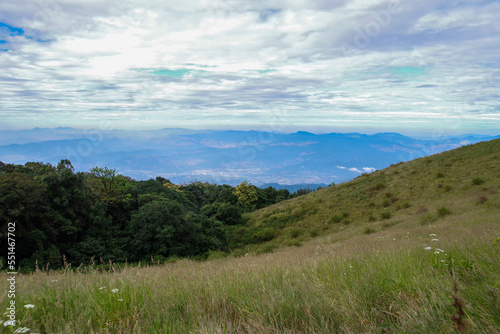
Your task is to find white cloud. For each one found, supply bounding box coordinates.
[0,0,499,134]
[348,167,362,173]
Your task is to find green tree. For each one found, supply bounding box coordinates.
[87,167,133,205]
[201,202,242,225]
[233,181,258,207]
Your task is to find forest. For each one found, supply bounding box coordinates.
[0,159,309,270]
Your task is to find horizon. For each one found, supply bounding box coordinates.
[2,126,500,139]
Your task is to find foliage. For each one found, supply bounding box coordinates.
[0,160,289,269]
[233,181,258,207]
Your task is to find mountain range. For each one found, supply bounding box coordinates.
[0,127,498,187]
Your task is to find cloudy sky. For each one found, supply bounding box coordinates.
[0,0,499,135]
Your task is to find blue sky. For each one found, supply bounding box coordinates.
[0,0,499,136]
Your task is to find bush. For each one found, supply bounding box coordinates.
[288,227,303,238]
[472,177,485,186]
[309,230,320,238]
[420,214,438,225]
[380,211,392,220]
[329,214,344,224]
[437,206,451,217]
[255,243,277,254]
[363,226,375,234]
[254,228,277,242]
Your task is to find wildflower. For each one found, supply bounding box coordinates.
[424,247,432,250]
[435,248,444,253]
[24,304,35,309]
[111,289,119,293]
[118,299,123,301]
[99,286,106,290]
[14,327,30,333]
[51,280,58,282]
[429,233,437,237]
[393,238,396,240]
[431,239,439,241]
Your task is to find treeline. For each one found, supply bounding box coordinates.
[0,160,305,270]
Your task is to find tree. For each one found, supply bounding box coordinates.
[233,181,258,207]
[201,202,242,225]
[86,167,133,205]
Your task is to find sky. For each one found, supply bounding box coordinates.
[0,0,499,136]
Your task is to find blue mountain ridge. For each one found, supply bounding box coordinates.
[0,128,498,186]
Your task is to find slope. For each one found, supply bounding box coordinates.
[240,138,500,252]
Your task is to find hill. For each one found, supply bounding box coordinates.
[239,138,500,253]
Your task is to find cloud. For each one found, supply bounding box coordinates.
[0,0,499,134]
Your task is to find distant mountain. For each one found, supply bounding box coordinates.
[0,128,498,186]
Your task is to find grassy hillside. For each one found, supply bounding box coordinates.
[241,138,500,253]
[1,139,499,333]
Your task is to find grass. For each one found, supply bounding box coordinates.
[1,220,499,333]
[1,138,500,333]
[244,138,500,250]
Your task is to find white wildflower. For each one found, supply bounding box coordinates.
[429,233,437,237]
[111,289,119,293]
[14,327,30,333]
[118,299,123,301]
[24,304,35,309]
[431,239,439,241]
[424,247,432,250]
[51,280,58,282]
[99,286,106,290]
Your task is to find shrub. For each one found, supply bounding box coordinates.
[472,177,485,186]
[291,207,306,218]
[371,182,386,191]
[255,243,277,254]
[381,198,391,208]
[380,211,392,220]
[309,229,320,238]
[329,214,344,224]
[420,214,438,225]
[437,206,451,217]
[288,227,303,238]
[363,226,375,234]
[397,201,410,210]
[254,228,277,242]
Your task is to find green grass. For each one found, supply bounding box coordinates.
[1,138,500,333]
[1,221,499,333]
[244,138,500,250]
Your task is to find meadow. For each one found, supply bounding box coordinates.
[2,215,499,333]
